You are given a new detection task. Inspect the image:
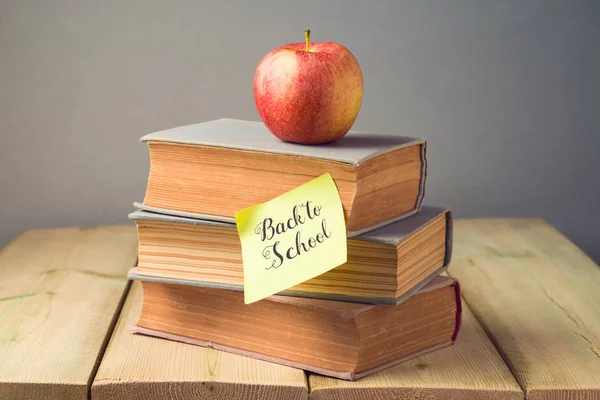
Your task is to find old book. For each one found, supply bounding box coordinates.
[137,118,427,236]
[130,275,462,381]
[129,206,452,304]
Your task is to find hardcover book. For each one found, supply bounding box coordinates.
[129,274,462,381]
[137,118,427,236]
[129,206,452,304]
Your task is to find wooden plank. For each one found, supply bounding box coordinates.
[92,281,309,400]
[448,219,600,400]
[309,301,522,400]
[0,226,137,400]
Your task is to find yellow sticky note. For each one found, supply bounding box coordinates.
[235,173,347,304]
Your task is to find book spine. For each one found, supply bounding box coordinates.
[415,142,428,210]
[444,209,454,267]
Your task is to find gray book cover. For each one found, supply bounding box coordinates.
[128,205,453,304]
[141,118,426,166]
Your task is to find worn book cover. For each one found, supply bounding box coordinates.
[130,206,452,304]
[138,118,427,236]
[130,274,462,380]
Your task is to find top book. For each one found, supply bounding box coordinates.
[139,118,427,236]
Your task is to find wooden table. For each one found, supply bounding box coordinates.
[1,219,599,399]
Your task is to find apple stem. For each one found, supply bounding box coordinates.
[305,29,311,52]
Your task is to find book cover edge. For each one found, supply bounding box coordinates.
[140,118,426,167]
[127,266,452,307]
[128,325,454,381]
[130,202,448,243]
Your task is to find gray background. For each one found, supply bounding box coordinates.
[1,0,599,262]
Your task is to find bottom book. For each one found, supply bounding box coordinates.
[129,270,462,380]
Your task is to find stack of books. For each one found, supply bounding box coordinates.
[128,118,461,380]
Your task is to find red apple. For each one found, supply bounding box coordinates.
[253,30,363,145]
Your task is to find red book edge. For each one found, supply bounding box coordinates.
[452,279,462,342]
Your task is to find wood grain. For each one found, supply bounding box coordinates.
[92,281,308,400]
[309,302,523,400]
[0,226,137,400]
[448,219,600,400]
